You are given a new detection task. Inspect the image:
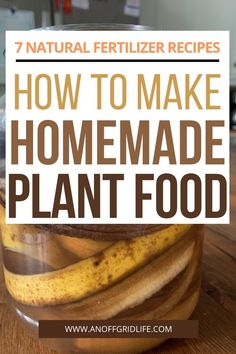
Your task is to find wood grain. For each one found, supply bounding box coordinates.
[0,137,236,353]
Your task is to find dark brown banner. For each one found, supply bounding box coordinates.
[39,320,198,338]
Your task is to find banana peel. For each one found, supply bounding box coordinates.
[10,236,196,322]
[44,232,196,320]
[4,224,191,306]
[9,233,196,322]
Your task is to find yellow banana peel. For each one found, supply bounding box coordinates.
[4,224,191,306]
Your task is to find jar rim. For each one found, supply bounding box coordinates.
[36,23,154,32]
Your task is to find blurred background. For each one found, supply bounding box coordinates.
[0,0,236,130]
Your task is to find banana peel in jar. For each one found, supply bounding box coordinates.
[4,224,191,306]
[11,233,195,321]
[0,205,78,269]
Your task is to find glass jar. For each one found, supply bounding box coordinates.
[0,24,204,354]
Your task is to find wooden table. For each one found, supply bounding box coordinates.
[0,138,236,354]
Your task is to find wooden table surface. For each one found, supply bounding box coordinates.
[0,138,236,354]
